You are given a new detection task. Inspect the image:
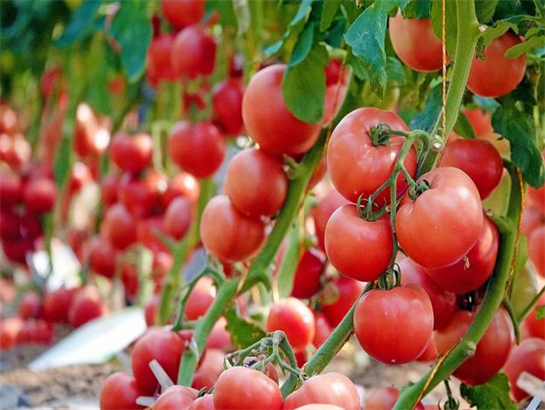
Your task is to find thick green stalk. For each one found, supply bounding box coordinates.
[392,163,523,410]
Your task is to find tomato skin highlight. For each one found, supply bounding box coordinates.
[283,372,360,410]
[504,337,545,402]
[266,297,315,352]
[99,372,144,410]
[224,148,288,218]
[325,205,392,282]
[242,64,322,156]
[435,309,514,386]
[354,285,434,364]
[327,107,415,205]
[396,167,483,269]
[213,367,283,410]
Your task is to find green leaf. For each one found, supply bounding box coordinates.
[482,20,519,48]
[277,223,302,298]
[460,373,517,410]
[475,0,499,23]
[536,305,545,320]
[386,57,406,85]
[402,0,432,19]
[345,0,393,97]
[410,85,442,132]
[206,0,237,27]
[320,0,340,31]
[454,112,476,139]
[492,104,545,188]
[225,309,266,350]
[505,35,545,58]
[55,0,102,48]
[430,0,456,58]
[109,0,152,82]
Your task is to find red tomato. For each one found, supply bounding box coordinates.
[213,78,244,136]
[389,13,446,72]
[119,171,164,218]
[284,373,360,410]
[396,167,483,269]
[206,317,232,351]
[172,26,216,79]
[312,190,349,252]
[242,64,322,156]
[185,276,216,320]
[439,139,503,199]
[291,248,326,300]
[138,217,169,254]
[164,197,192,240]
[521,205,544,236]
[321,277,365,327]
[43,287,77,324]
[102,203,138,250]
[417,336,438,362]
[68,287,107,328]
[162,172,199,207]
[464,108,494,138]
[354,285,434,364]
[224,149,288,218]
[189,395,215,410]
[131,328,185,394]
[144,294,160,327]
[327,107,415,205]
[168,121,226,179]
[213,367,283,410]
[0,317,23,349]
[293,406,344,410]
[312,311,332,349]
[110,132,153,174]
[154,385,198,410]
[74,103,110,158]
[468,32,526,98]
[266,297,315,352]
[435,309,513,385]
[325,205,392,282]
[101,174,121,207]
[325,60,342,86]
[522,296,545,340]
[23,177,57,214]
[148,34,176,82]
[321,64,349,126]
[0,103,18,135]
[504,338,545,402]
[425,214,499,294]
[0,134,31,170]
[18,291,42,320]
[398,258,456,329]
[192,348,225,390]
[529,184,545,214]
[0,168,23,207]
[88,236,118,279]
[529,225,545,278]
[99,372,144,410]
[161,0,205,29]
[0,208,20,241]
[120,262,139,300]
[364,387,425,410]
[200,195,265,262]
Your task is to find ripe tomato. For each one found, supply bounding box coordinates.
[206,317,232,351]
[0,134,31,170]
[0,317,23,349]
[312,311,332,349]
[102,203,138,250]
[398,258,456,329]
[88,236,118,279]
[168,121,226,179]
[439,139,503,199]
[154,385,198,410]
[192,348,225,390]
[120,262,139,300]
[99,372,144,410]
[290,248,326,300]
[100,174,121,207]
[213,78,244,136]
[284,373,360,410]
[529,225,545,278]
[131,328,185,394]
[504,337,545,402]
[189,395,215,410]
[18,291,42,320]
[521,205,544,236]
[23,177,57,214]
[172,26,216,79]
[435,309,513,385]
[242,64,322,156]
[417,336,438,362]
[327,107,415,205]
[144,294,160,327]
[148,34,176,82]
[396,167,483,269]
[162,172,199,207]
[325,205,392,282]
[68,287,107,328]
[0,103,18,135]
[364,387,425,410]
[425,214,499,294]
[110,132,153,174]
[389,13,446,72]
[354,285,434,364]
[322,62,349,126]
[293,406,344,410]
[185,277,216,320]
[74,103,110,158]
[138,217,169,254]
[522,295,545,340]
[43,287,77,324]
[528,184,545,214]
[164,197,192,240]
[312,189,349,252]
[463,108,493,137]
[224,149,288,218]
[213,367,283,410]
[266,297,315,352]
[321,277,365,327]
[161,0,205,30]
[467,32,526,98]
[0,168,22,207]
[200,195,265,262]
[119,171,164,218]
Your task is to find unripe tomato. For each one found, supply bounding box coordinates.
[99,372,144,410]
[88,236,118,279]
[213,367,283,410]
[354,285,434,364]
[200,195,265,262]
[131,328,185,394]
[266,297,315,352]
[43,287,78,324]
[321,277,365,327]
[242,64,322,156]
[164,196,192,240]
[290,248,326,300]
[364,387,425,410]
[110,132,153,174]
[396,167,483,269]
[510,265,538,317]
[185,277,216,320]
[189,395,215,410]
[18,291,42,320]
[389,13,446,72]
[168,121,226,179]
[23,177,57,214]
[148,34,176,82]
[467,32,526,98]
[398,258,456,329]
[162,172,199,207]
[102,203,138,250]
[101,174,121,207]
[327,107,415,205]
[529,225,545,278]
[153,385,198,410]
[435,309,513,385]
[213,78,244,136]
[161,0,205,30]
[284,373,360,410]
[504,338,545,402]
[312,189,349,252]
[119,171,165,218]
[325,205,392,282]
[172,26,216,79]
[224,149,288,218]
[68,287,107,328]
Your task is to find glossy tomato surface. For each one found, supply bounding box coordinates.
[312,189,349,252]
[99,372,144,410]
[266,297,315,352]
[504,338,545,402]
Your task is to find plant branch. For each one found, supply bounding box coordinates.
[517,284,545,322]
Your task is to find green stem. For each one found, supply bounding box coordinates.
[392,163,523,410]
[503,298,521,344]
[517,284,545,322]
[418,0,480,175]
